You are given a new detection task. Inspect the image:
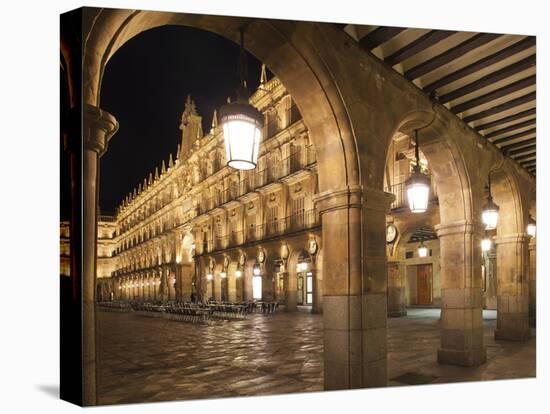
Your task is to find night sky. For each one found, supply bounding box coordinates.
[97,25,265,215]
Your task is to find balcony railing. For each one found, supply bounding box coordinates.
[199,209,320,255]
[195,146,317,216]
[385,177,438,211]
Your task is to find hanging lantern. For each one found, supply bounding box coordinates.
[481,175,500,230]
[220,271,227,279]
[206,273,213,281]
[527,216,536,237]
[235,269,242,278]
[406,130,431,213]
[417,240,428,258]
[220,28,263,170]
[481,237,492,252]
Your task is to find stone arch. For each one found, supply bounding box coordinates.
[490,160,532,340]
[387,108,497,367]
[80,9,360,193]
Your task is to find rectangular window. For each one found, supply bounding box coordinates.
[291,197,305,229]
[405,251,413,259]
[266,206,278,235]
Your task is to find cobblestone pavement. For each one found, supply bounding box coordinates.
[96,310,324,405]
[96,308,535,405]
[387,308,536,386]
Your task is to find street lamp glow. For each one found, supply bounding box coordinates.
[481,237,492,252]
[482,175,500,230]
[220,271,227,279]
[221,105,263,170]
[253,264,261,276]
[220,28,263,171]
[206,273,213,281]
[235,270,242,278]
[418,242,428,258]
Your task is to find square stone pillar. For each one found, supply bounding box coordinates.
[482,252,497,310]
[284,271,298,311]
[387,261,407,317]
[176,263,193,302]
[528,240,536,327]
[227,270,237,303]
[435,220,486,366]
[315,186,391,390]
[495,233,531,340]
[311,266,323,314]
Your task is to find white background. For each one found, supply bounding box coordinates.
[0,0,548,412]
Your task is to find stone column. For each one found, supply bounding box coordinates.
[311,265,323,313]
[284,270,297,311]
[495,233,530,340]
[483,252,497,310]
[314,186,390,390]
[228,269,237,302]
[528,240,536,327]
[178,263,193,302]
[387,261,407,317]
[435,220,486,366]
[68,104,118,405]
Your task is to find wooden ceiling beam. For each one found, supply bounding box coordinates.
[359,26,407,50]
[385,30,456,66]
[499,137,536,152]
[490,127,536,145]
[452,75,535,114]
[508,144,536,156]
[475,108,536,131]
[462,91,536,123]
[439,55,536,103]
[423,36,536,93]
[513,151,536,161]
[483,118,536,139]
[404,33,501,80]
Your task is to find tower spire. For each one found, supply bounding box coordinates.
[260,63,267,85]
[179,94,203,159]
[161,160,166,174]
[169,153,174,168]
[210,109,218,134]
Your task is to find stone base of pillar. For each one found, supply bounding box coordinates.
[437,346,486,366]
[323,294,387,389]
[496,294,531,341]
[285,291,298,312]
[495,315,531,341]
[311,307,323,314]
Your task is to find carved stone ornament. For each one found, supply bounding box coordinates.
[257,249,265,263]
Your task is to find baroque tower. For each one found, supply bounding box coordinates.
[179,95,203,159]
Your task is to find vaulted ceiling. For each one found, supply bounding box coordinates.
[340,25,536,176]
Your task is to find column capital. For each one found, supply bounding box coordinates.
[495,233,530,245]
[435,220,484,238]
[364,187,395,212]
[313,185,362,214]
[313,186,394,215]
[83,104,119,156]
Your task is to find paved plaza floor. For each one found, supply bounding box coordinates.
[96,307,536,405]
